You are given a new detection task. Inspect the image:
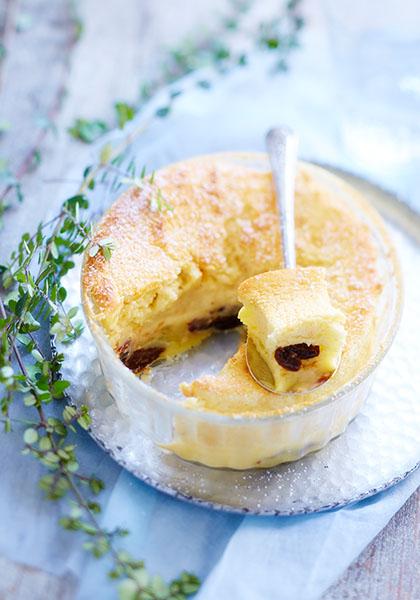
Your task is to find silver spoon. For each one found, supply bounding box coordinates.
[245,127,336,394]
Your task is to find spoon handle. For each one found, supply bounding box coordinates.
[266,127,298,269]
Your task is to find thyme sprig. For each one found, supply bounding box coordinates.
[0,161,200,599]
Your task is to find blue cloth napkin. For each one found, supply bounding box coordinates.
[76,469,420,600]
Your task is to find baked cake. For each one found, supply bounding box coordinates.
[82,154,388,417]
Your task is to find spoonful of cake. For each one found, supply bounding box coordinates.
[239,127,347,394]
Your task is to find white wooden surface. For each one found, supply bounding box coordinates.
[0,1,418,598]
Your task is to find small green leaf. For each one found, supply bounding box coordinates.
[39,436,52,451]
[20,313,41,333]
[67,306,78,319]
[100,143,113,164]
[31,349,44,362]
[87,501,101,513]
[155,106,171,118]
[89,477,105,495]
[132,568,149,588]
[63,194,89,213]
[265,37,279,48]
[57,287,67,302]
[118,579,138,600]
[179,572,201,594]
[101,245,112,261]
[0,366,13,379]
[23,428,38,444]
[53,422,67,436]
[52,379,70,397]
[67,460,79,472]
[91,238,114,261]
[150,575,169,598]
[197,80,211,89]
[92,536,110,557]
[68,119,109,144]
[63,405,77,422]
[50,240,59,259]
[29,148,42,172]
[23,394,36,406]
[114,102,137,128]
[109,566,123,579]
[81,522,97,536]
[77,413,91,430]
[45,451,60,463]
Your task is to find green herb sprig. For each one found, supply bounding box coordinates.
[0,159,200,599]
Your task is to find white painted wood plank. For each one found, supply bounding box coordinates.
[0,554,77,600]
[323,489,419,600]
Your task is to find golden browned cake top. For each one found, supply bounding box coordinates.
[83,159,278,307]
[82,153,391,416]
[237,266,342,326]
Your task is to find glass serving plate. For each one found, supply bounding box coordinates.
[57,166,420,514]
